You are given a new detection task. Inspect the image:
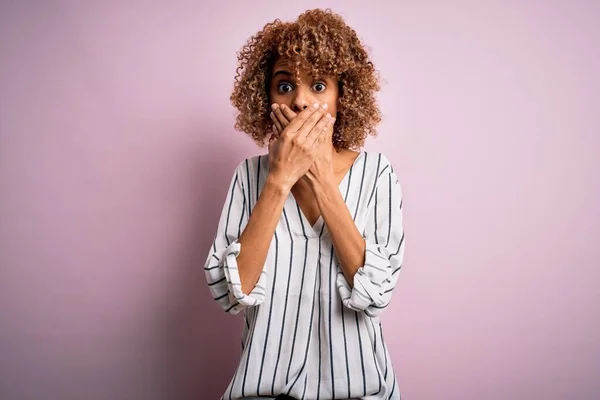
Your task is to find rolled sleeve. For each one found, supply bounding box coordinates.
[337,160,405,317]
[203,161,267,315]
[221,240,267,313]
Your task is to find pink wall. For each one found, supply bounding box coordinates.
[1,1,598,399]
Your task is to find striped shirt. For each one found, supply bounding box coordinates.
[204,151,405,400]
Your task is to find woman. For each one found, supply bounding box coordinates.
[204,8,405,400]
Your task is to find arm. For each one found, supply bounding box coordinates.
[236,173,289,294]
[310,157,405,317]
[308,172,366,288]
[204,104,332,314]
[203,160,290,315]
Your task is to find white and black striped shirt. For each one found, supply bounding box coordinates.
[204,151,405,400]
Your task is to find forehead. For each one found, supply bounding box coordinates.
[272,57,334,80]
[272,57,299,74]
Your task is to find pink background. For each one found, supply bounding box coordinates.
[1,1,598,399]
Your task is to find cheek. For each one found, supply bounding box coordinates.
[327,100,338,116]
[324,92,339,115]
[269,89,279,102]
[269,91,290,107]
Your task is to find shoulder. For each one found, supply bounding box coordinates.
[232,154,268,184]
[362,151,397,178]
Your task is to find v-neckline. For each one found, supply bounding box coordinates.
[287,151,364,238]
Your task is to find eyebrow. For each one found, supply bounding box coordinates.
[272,70,292,79]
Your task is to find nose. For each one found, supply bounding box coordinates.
[291,85,316,113]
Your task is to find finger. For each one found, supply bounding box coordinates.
[297,104,329,139]
[306,113,332,146]
[270,111,283,133]
[327,117,336,140]
[317,117,336,148]
[280,104,297,121]
[273,106,290,128]
[286,102,324,133]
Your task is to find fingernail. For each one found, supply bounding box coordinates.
[321,103,328,110]
[326,113,332,119]
[271,104,278,111]
[312,102,319,109]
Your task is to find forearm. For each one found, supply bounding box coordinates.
[309,175,365,288]
[237,173,290,294]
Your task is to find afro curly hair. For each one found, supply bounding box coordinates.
[230,8,382,151]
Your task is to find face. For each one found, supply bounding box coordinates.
[269,57,340,116]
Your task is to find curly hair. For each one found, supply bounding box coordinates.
[230,8,382,151]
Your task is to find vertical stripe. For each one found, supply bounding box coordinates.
[380,322,388,380]
[353,154,368,394]
[302,372,308,399]
[257,231,278,391]
[317,238,323,399]
[256,155,261,202]
[374,188,379,245]
[240,296,259,396]
[246,160,252,216]
[285,204,310,383]
[340,294,351,397]
[237,197,246,237]
[342,158,353,397]
[388,374,396,400]
[244,159,251,217]
[369,318,383,395]
[224,174,239,246]
[286,245,320,395]
[386,172,392,246]
[272,209,294,392]
[353,152,368,221]
[355,313,367,395]
[229,305,256,399]
[367,153,382,208]
[328,247,336,398]
[344,164,353,202]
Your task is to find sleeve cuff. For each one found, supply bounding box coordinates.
[337,241,392,311]
[222,240,267,309]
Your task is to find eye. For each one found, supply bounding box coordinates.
[277,82,293,94]
[312,82,326,92]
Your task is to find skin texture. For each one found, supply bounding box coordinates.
[231,9,380,294]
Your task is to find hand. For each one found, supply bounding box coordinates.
[267,103,335,191]
[270,104,335,187]
[270,103,298,136]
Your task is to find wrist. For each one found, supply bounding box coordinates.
[306,168,336,190]
[266,171,293,194]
